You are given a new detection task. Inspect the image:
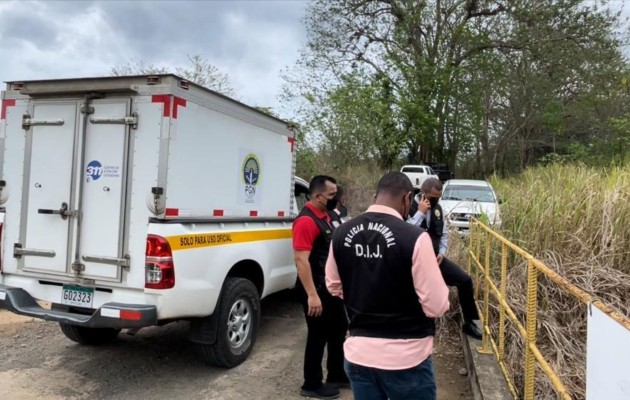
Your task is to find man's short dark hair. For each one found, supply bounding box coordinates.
[421,178,443,193]
[309,175,336,195]
[376,172,413,198]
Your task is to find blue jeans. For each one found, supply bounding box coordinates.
[344,356,436,400]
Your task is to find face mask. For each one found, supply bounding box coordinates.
[325,197,339,211]
[428,197,439,208]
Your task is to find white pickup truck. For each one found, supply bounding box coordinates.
[400,164,439,188]
[0,75,308,368]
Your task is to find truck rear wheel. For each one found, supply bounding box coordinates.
[59,323,120,345]
[197,277,261,368]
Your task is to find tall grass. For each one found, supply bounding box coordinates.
[491,163,630,276]
[324,164,384,216]
[466,163,630,399]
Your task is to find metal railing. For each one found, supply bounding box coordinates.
[467,219,630,399]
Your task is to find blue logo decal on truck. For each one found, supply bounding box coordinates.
[86,160,103,181]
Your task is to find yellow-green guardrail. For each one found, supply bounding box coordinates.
[468,219,630,399]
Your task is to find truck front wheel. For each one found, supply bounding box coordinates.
[59,323,120,345]
[197,277,261,368]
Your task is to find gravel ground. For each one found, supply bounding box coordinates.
[0,290,472,399]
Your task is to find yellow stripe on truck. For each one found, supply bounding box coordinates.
[167,229,293,251]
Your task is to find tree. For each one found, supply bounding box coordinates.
[284,0,630,176]
[112,54,235,97]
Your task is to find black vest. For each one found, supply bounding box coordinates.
[329,209,343,229]
[295,205,334,289]
[419,204,444,256]
[332,211,436,339]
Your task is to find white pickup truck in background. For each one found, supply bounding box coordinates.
[400,164,439,188]
[0,75,308,368]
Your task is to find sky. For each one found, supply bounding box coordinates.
[0,0,309,113]
[0,0,628,119]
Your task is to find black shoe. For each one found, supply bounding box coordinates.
[463,321,483,340]
[300,383,340,399]
[326,375,350,389]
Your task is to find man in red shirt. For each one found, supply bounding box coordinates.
[293,175,348,399]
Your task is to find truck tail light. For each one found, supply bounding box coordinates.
[145,235,175,289]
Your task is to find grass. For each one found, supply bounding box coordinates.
[322,164,385,216]
[491,163,630,276]
[452,163,630,399]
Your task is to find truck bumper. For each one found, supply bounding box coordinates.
[0,284,157,329]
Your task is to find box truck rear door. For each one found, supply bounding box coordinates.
[17,99,133,283]
[17,101,78,276]
[73,99,132,281]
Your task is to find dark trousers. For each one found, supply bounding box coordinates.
[440,257,479,323]
[298,286,348,390]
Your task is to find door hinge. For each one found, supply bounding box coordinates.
[13,243,22,259]
[22,114,65,129]
[81,254,130,269]
[13,243,56,259]
[80,104,95,115]
[72,262,85,272]
[127,112,139,129]
[89,112,138,129]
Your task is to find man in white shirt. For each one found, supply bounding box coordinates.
[408,178,482,340]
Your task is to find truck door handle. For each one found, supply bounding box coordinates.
[38,202,75,220]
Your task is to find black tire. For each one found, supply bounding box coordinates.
[59,323,120,345]
[197,277,261,368]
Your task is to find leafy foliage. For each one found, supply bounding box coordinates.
[284,0,630,176]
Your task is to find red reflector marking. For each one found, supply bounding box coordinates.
[250,211,258,217]
[151,95,171,117]
[287,136,295,152]
[1,99,16,120]
[213,210,224,217]
[165,208,179,217]
[173,96,187,119]
[120,310,142,321]
[278,211,285,217]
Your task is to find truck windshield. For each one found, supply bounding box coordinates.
[442,185,495,203]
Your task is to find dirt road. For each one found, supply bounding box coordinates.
[0,291,472,399]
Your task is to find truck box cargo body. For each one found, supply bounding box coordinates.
[0,75,302,367]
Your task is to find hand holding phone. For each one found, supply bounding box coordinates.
[419,193,431,213]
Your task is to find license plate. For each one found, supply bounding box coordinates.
[61,285,94,308]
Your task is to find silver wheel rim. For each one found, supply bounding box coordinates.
[227,298,252,348]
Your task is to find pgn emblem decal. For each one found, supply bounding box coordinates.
[242,153,261,200]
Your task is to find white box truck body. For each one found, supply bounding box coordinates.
[0,75,306,367]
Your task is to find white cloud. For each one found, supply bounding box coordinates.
[0,0,308,115]
[0,1,136,81]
